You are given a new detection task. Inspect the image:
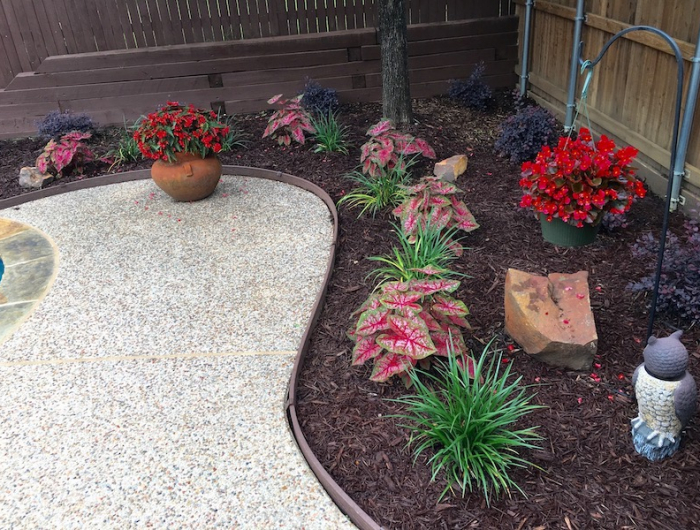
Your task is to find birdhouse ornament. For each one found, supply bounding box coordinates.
[631,330,697,461]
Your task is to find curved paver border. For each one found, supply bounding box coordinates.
[0,166,381,530]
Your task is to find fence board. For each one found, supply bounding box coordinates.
[28,0,59,56]
[0,3,22,86]
[9,49,351,90]
[35,30,376,73]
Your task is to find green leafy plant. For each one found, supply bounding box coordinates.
[348,277,472,386]
[217,112,247,152]
[337,158,414,218]
[262,94,315,146]
[368,222,464,284]
[105,121,142,170]
[390,341,543,504]
[36,131,94,177]
[361,120,436,177]
[310,111,350,154]
[393,176,479,256]
[133,101,231,162]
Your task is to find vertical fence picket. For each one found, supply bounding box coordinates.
[0,1,22,84]
[134,0,158,46]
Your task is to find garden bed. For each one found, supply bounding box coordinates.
[1,96,699,529]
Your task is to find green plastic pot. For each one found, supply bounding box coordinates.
[539,215,600,247]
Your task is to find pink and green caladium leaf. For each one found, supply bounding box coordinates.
[352,338,384,366]
[432,330,468,356]
[447,315,471,329]
[355,307,391,337]
[446,237,464,257]
[451,196,480,231]
[432,294,469,317]
[418,310,442,332]
[367,119,394,137]
[416,139,436,159]
[376,314,436,359]
[380,281,410,293]
[428,195,451,208]
[403,181,428,194]
[408,265,449,277]
[370,352,414,382]
[429,178,458,195]
[409,278,460,295]
[429,206,452,230]
[351,294,382,317]
[376,148,394,166]
[291,127,306,145]
[457,354,478,379]
[379,291,423,313]
[267,94,284,105]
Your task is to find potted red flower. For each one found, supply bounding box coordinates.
[519,127,646,246]
[133,101,231,201]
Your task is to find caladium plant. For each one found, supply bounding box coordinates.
[36,131,94,177]
[262,94,316,146]
[393,176,479,256]
[360,119,436,177]
[348,276,475,386]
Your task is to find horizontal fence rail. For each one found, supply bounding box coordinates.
[0,0,515,89]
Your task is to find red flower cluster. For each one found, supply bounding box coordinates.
[133,101,230,162]
[519,128,646,227]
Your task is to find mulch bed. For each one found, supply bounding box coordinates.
[2,96,699,529]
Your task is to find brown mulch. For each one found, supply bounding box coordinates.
[2,96,699,530]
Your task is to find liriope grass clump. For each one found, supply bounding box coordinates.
[390,341,544,504]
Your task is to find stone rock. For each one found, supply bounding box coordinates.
[19,167,53,189]
[433,154,468,182]
[504,268,597,370]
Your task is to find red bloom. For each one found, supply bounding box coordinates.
[133,102,232,162]
[518,127,644,227]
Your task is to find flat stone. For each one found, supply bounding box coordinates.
[433,154,468,182]
[504,268,597,370]
[19,167,54,190]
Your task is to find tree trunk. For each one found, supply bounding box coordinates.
[378,0,412,125]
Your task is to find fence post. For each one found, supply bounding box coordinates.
[669,23,700,211]
[564,0,586,132]
[519,0,534,97]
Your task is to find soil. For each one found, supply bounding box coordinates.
[2,96,699,530]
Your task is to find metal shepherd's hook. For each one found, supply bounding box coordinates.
[579,26,684,343]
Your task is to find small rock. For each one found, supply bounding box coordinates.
[433,155,468,182]
[19,167,53,189]
[504,268,597,370]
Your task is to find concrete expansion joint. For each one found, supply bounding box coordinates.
[0,349,298,367]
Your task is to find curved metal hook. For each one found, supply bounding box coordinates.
[579,26,684,342]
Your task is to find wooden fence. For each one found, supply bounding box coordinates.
[0,0,515,89]
[517,0,700,207]
[0,15,518,138]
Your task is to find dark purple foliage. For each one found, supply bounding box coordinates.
[628,218,700,323]
[494,105,559,164]
[300,79,339,116]
[448,62,493,111]
[36,110,95,138]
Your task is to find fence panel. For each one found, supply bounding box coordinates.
[0,0,514,89]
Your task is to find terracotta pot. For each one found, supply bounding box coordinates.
[150,153,222,201]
